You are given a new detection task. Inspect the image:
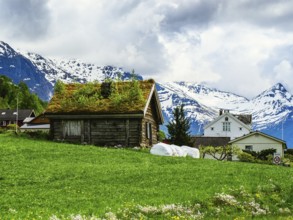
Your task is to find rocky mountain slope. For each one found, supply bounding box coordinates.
[1,41,292,147]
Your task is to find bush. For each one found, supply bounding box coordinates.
[6,124,19,131]
[284,154,293,162]
[257,148,276,160]
[238,152,256,163]
[242,150,258,158]
[23,131,50,140]
[242,149,276,162]
[158,130,166,142]
[285,149,293,155]
[0,127,5,133]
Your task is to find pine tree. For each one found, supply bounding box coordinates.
[167,104,191,146]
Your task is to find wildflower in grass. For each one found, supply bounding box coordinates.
[8,208,17,214]
[279,208,291,214]
[50,215,60,220]
[245,200,268,216]
[214,193,239,206]
[104,211,118,220]
[255,193,261,198]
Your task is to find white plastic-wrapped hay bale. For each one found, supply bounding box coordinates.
[171,144,187,157]
[150,143,174,156]
[150,143,188,157]
[181,145,200,158]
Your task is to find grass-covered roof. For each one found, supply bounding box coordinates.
[45,79,156,114]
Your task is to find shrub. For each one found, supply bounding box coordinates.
[23,130,50,140]
[285,149,293,155]
[242,150,258,158]
[0,127,5,134]
[284,154,293,162]
[238,152,256,163]
[257,148,276,160]
[242,149,276,162]
[158,130,166,142]
[6,124,19,131]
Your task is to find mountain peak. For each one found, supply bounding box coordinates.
[270,83,288,93]
[0,41,17,57]
[254,82,292,101]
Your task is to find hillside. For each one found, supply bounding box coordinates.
[1,40,293,147]
[0,134,292,219]
[0,75,46,114]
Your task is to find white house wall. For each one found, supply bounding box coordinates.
[231,134,284,157]
[204,115,250,140]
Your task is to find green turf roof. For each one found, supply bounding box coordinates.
[45,79,155,114]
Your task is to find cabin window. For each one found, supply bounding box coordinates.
[63,120,81,136]
[245,145,253,151]
[146,122,152,139]
[223,122,230,131]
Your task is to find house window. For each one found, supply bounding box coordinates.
[63,120,81,136]
[211,127,214,131]
[223,122,230,131]
[2,121,6,126]
[239,127,242,131]
[245,145,253,151]
[225,117,229,121]
[146,122,152,139]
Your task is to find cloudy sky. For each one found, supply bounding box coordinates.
[1,0,293,98]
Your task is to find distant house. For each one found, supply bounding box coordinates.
[204,109,252,140]
[229,131,286,157]
[20,113,50,132]
[0,109,35,128]
[45,80,164,147]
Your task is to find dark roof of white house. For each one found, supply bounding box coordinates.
[0,109,35,121]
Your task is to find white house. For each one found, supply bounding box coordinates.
[229,131,286,157]
[204,109,252,140]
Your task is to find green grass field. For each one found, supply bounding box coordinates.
[0,133,293,219]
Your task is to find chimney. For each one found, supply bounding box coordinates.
[219,109,223,116]
[101,82,112,98]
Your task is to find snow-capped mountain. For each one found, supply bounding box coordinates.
[0,41,292,147]
[0,41,141,100]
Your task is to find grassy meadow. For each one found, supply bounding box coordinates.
[0,133,293,219]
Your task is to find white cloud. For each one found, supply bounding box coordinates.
[274,60,293,87]
[1,0,293,98]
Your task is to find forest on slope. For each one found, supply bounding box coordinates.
[0,75,47,114]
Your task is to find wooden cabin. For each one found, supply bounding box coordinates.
[45,79,164,147]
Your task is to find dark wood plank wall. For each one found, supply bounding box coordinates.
[51,120,62,140]
[90,119,141,146]
[141,102,159,147]
[51,118,141,146]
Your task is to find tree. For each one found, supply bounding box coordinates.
[200,145,241,161]
[167,104,191,146]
